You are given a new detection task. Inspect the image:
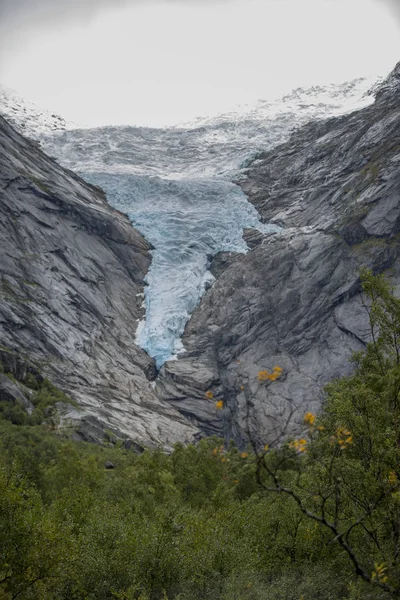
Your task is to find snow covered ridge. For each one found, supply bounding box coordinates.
[0,85,74,136]
[178,75,381,131]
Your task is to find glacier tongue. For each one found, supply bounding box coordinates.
[83,172,277,367]
[35,75,378,367]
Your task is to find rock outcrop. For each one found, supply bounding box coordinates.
[156,61,400,446]
[0,115,199,447]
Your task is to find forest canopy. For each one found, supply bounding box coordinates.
[0,270,399,600]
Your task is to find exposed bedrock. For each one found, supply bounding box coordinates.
[0,115,199,447]
[156,61,400,445]
[1,62,400,448]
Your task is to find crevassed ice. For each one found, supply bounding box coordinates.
[84,172,278,367]
[37,76,379,367]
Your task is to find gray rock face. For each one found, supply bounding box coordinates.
[0,115,199,447]
[156,61,400,446]
[0,373,34,414]
[2,62,400,450]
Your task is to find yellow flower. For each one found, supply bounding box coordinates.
[303,412,316,426]
[337,426,351,437]
[240,385,245,390]
[372,563,387,583]
[333,427,353,450]
[298,439,308,453]
[257,370,269,381]
[263,444,269,452]
[215,400,224,410]
[289,438,307,453]
[258,366,283,382]
[221,457,227,463]
[241,452,248,459]
[205,390,214,399]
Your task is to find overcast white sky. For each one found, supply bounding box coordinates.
[0,0,399,126]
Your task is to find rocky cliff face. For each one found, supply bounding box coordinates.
[2,63,399,449]
[0,115,199,447]
[156,62,400,446]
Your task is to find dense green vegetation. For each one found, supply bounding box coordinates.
[0,365,71,427]
[0,270,400,599]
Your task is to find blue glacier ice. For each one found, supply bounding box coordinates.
[82,172,278,367]
[38,76,377,367]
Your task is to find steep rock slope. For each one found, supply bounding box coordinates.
[156,62,400,445]
[0,115,198,447]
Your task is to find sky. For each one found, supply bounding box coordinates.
[0,0,399,127]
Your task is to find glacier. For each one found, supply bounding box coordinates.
[36,76,378,367]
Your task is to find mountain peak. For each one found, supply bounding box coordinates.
[0,85,73,137]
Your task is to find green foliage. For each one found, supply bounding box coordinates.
[0,363,73,427]
[256,269,400,598]
[0,271,400,598]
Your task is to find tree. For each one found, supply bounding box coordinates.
[251,270,400,598]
